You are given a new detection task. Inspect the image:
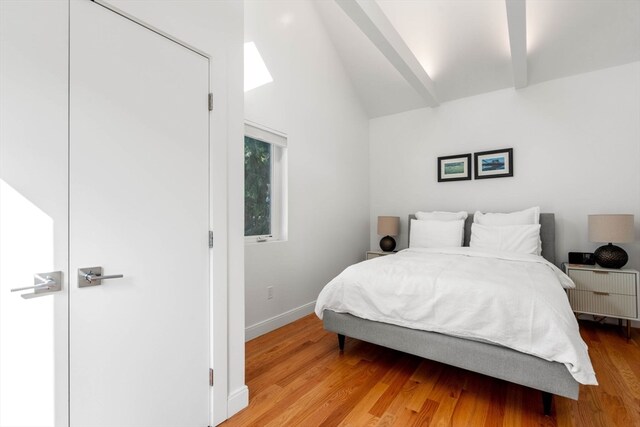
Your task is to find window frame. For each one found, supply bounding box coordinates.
[244,121,287,244]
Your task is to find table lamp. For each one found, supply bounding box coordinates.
[377,216,399,252]
[588,214,635,269]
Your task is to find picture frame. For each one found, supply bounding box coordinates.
[474,148,513,179]
[437,153,472,182]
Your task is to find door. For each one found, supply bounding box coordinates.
[69,2,210,426]
[0,1,69,426]
[1,1,210,425]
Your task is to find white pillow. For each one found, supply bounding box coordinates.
[474,207,542,254]
[469,223,541,255]
[410,219,465,248]
[474,207,540,226]
[415,211,468,221]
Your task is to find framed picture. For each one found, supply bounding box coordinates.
[437,153,472,182]
[474,148,513,179]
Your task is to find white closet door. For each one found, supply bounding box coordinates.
[69,1,210,426]
[0,1,69,426]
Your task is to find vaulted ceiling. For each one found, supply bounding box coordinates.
[314,0,640,118]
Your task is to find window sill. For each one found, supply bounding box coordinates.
[244,237,288,246]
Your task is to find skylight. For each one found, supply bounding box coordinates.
[244,42,273,92]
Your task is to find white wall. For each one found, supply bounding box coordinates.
[370,62,640,272]
[101,1,245,423]
[244,0,369,339]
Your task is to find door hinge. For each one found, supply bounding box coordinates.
[208,93,213,111]
[209,230,213,248]
[209,368,214,386]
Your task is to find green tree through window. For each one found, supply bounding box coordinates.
[244,136,271,236]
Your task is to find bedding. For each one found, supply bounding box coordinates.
[409,219,464,248]
[315,247,597,385]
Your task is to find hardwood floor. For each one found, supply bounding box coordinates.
[222,315,640,426]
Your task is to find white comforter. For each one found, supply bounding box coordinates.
[315,247,597,385]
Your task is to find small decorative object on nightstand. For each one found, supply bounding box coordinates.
[377,216,399,252]
[565,264,639,338]
[588,214,635,269]
[366,251,394,260]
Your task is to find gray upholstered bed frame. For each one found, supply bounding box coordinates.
[322,213,579,415]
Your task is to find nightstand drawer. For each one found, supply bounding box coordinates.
[568,269,636,295]
[568,290,637,318]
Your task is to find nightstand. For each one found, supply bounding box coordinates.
[564,264,639,338]
[365,251,394,260]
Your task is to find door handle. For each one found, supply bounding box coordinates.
[11,281,54,292]
[10,272,63,299]
[85,273,124,282]
[78,267,124,287]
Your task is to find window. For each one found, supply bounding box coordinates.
[244,121,287,242]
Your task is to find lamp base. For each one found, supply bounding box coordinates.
[594,243,628,269]
[379,235,396,252]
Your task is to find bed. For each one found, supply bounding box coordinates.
[317,213,594,415]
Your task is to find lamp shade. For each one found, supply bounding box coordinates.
[377,216,399,236]
[588,214,635,243]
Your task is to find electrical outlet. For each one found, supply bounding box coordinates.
[267,286,274,300]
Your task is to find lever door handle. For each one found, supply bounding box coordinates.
[78,267,124,287]
[83,273,124,283]
[11,281,54,292]
[10,272,62,299]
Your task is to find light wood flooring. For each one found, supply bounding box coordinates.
[222,314,640,426]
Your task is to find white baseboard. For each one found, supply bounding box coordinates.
[227,385,249,419]
[245,300,316,341]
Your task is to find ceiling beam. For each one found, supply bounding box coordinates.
[505,0,528,88]
[335,0,439,107]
